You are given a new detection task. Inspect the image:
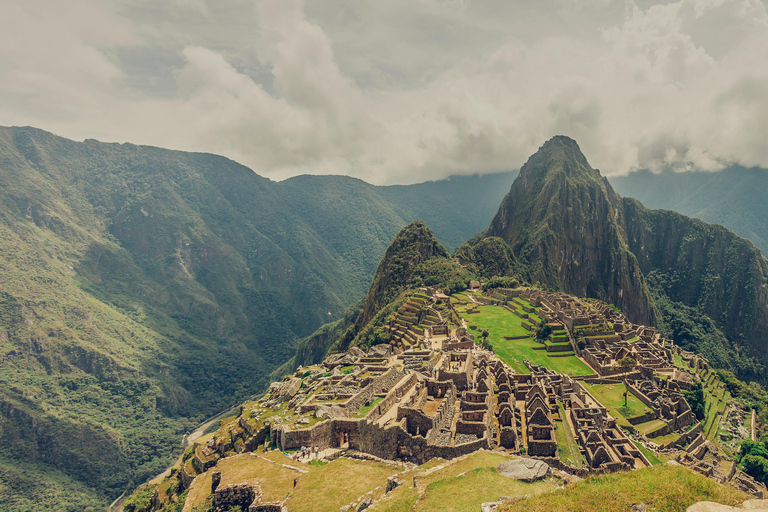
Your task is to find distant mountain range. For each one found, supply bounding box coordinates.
[609,167,768,258]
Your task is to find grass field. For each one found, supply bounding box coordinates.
[459,304,594,376]
[556,404,584,467]
[499,464,747,512]
[633,441,665,465]
[581,383,652,427]
[288,457,398,512]
[378,452,557,512]
[634,419,669,435]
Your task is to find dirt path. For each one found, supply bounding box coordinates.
[752,409,757,442]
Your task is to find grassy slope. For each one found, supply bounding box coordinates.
[499,464,747,512]
[460,303,593,376]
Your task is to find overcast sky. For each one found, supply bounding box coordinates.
[1,0,767,184]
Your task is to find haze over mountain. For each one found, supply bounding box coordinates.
[0,126,512,510]
[610,167,768,258]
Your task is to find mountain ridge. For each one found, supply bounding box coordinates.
[481,136,768,383]
[0,126,513,510]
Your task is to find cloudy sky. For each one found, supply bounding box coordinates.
[1,0,767,184]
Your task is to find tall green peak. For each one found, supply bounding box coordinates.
[486,137,654,326]
[518,135,598,185]
[357,221,449,329]
[482,138,768,385]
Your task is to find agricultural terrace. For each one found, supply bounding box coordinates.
[456,300,594,376]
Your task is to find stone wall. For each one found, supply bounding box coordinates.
[667,422,703,449]
[627,411,659,425]
[345,367,401,413]
[280,416,489,464]
[212,483,258,511]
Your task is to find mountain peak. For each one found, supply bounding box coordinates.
[519,135,596,183]
[357,221,448,329]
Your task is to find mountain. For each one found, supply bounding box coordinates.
[0,126,512,510]
[479,136,768,382]
[485,136,655,324]
[287,221,474,369]
[609,167,768,257]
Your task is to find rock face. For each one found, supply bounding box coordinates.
[275,378,302,403]
[496,458,551,482]
[483,136,768,380]
[486,136,655,325]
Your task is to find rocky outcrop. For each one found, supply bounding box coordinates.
[496,458,551,482]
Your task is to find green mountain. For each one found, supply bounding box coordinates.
[0,126,512,510]
[477,136,768,382]
[484,136,655,324]
[287,221,474,369]
[609,167,768,257]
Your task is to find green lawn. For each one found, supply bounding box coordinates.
[633,440,665,465]
[581,383,652,426]
[652,432,681,446]
[456,303,594,376]
[494,337,594,375]
[462,304,532,338]
[556,404,584,467]
[634,419,669,435]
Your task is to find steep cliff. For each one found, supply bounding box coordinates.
[622,199,768,375]
[482,136,768,380]
[486,136,655,325]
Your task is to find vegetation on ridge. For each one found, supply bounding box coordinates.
[0,126,512,510]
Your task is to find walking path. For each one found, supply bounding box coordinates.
[752,409,758,442]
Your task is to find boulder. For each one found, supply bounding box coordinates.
[277,378,302,403]
[369,344,393,358]
[356,496,372,511]
[496,458,551,482]
[316,404,349,420]
[348,346,366,358]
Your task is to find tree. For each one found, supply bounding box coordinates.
[618,356,636,371]
[536,324,552,342]
[683,382,706,421]
[577,337,586,350]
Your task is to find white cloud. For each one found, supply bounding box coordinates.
[1,0,768,183]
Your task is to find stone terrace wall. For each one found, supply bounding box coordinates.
[279,416,489,464]
[345,367,401,413]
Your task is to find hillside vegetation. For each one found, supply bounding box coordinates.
[478,136,768,384]
[0,126,512,510]
[610,167,768,257]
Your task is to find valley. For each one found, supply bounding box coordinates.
[2,129,768,511]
